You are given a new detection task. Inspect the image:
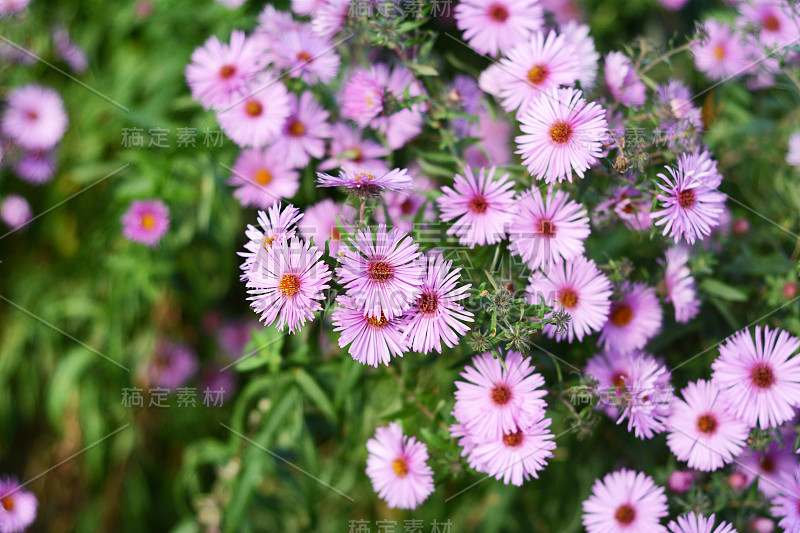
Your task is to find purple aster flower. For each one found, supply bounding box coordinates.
[679,148,723,188]
[216,320,255,362]
[526,255,613,343]
[2,84,68,151]
[229,147,300,209]
[562,21,600,90]
[436,166,516,248]
[465,418,556,486]
[299,199,356,256]
[0,194,32,231]
[658,0,689,10]
[0,476,37,533]
[341,69,385,126]
[378,174,435,233]
[121,199,170,247]
[736,431,798,497]
[366,423,434,510]
[403,253,473,354]
[771,464,800,531]
[739,0,798,48]
[595,184,653,231]
[691,20,750,81]
[15,149,56,185]
[658,246,700,323]
[363,64,426,150]
[463,111,513,168]
[615,354,673,439]
[239,203,303,273]
[667,379,748,471]
[787,131,800,171]
[316,167,412,198]
[319,122,389,173]
[449,74,483,137]
[604,51,647,106]
[586,350,668,420]
[667,513,737,533]
[492,30,580,115]
[246,237,332,334]
[216,74,291,148]
[656,80,703,149]
[712,326,800,429]
[271,27,340,85]
[335,224,423,320]
[185,30,267,110]
[453,350,548,439]
[200,365,238,399]
[0,0,33,16]
[508,186,591,270]
[454,0,544,58]
[583,469,668,533]
[668,471,696,493]
[256,5,302,43]
[516,87,608,183]
[145,340,198,390]
[600,282,663,353]
[311,0,350,37]
[51,25,88,73]
[331,294,410,367]
[271,91,330,169]
[292,0,325,16]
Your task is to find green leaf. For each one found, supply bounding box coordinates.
[293,368,337,422]
[407,63,439,77]
[700,278,748,302]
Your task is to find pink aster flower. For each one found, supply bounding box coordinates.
[256,5,301,41]
[736,432,798,497]
[595,184,653,231]
[331,294,410,367]
[1,84,68,151]
[216,74,291,148]
[144,340,198,390]
[616,354,673,439]
[0,0,33,16]
[229,147,300,209]
[299,199,356,256]
[239,203,303,273]
[666,380,748,471]
[0,476,37,533]
[454,0,544,57]
[51,25,88,74]
[271,91,331,169]
[341,69,385,126]
[739,0,798,48]
[667,513,737,533]
[562,21,600,90]
[15,149,56,185]
[679,148,723,188]
[379,174,435,233]
[604,51,647,106]
[366,423,434,510]
[121,199,170,247]
[436,166,516,248]
[586,350,669,419]
[652,161,726,245]
[712,326,800,429]
[0,194,32,231]
[465,418,556,486]
[658,0,690,10]
[508,186,590,270]
[492,30,580,115]
[246,237,332,334]
[583,469,668,533]
[316,167,412,197]
[771,464,800,531]
[691,20,750,81]
[453,350,548,439]
[292,0,325,15]
[271,27,340,85]
[786,131,800,171]
[668,471,696,493]
[657,80,704,150]
[463,110,513,169]
[526,254,613,342]
[336,224,423,320]
[516,87,608,183]
[659,246,700,323]
[403,253,473,354]
[185,30,267,110]
[600,282,663,354]
[311,0,350,37]
[319,122,389,173]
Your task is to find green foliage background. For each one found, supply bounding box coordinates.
[1,0,799,532]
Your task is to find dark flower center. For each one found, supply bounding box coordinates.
[297,51,313,63]
[400,198,415,214]
[537,218,556,236]
[610,304,633,327]
[678,189,696,208]
[488,3,509,22]
[612,372,628,388]
[503,430,523,447]
[25,110,38,120]
[615,504,636,525]
[696,414,718,435]
[751,363,776,389]
[392,457,409,477]
[278,274,301,297]
[367,260,394,283]
[367,313,389,328]
[331,227,341,240]
[418,292,439,315]
[288,119,306,137]
[469,195,489,214]
[491,385,512,405]
[245,100,263,117]
[1,496,14,511]
[527,64,549,85]
[549,120,572,144]
[219,64,236,79]
[559,288,579,309]
[760,456,775,473]
[763,14,780,31]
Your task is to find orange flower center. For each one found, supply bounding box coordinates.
[491,385,512,405]
[418,292,439,315]
[297,51,312,63]
[549,120,572,144]
[367,260,394,282]
[1,496,14,511]
[615,504,636,525]
[763,14,780,32]
[288,119,306,137]
[392,457,409,477]
[610,304,633,327]
[713,45,726,60]
[141,213,156,230]
[254,169,272,186]
[527,64,549,85]
[696,414,718,435]
[503,430,523,447]
[278,274,301,297]
[751,363,776,389]
[245,100,263,117]
[219,64,236,79]
[367,313,389,328]
[559,288,579,309]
